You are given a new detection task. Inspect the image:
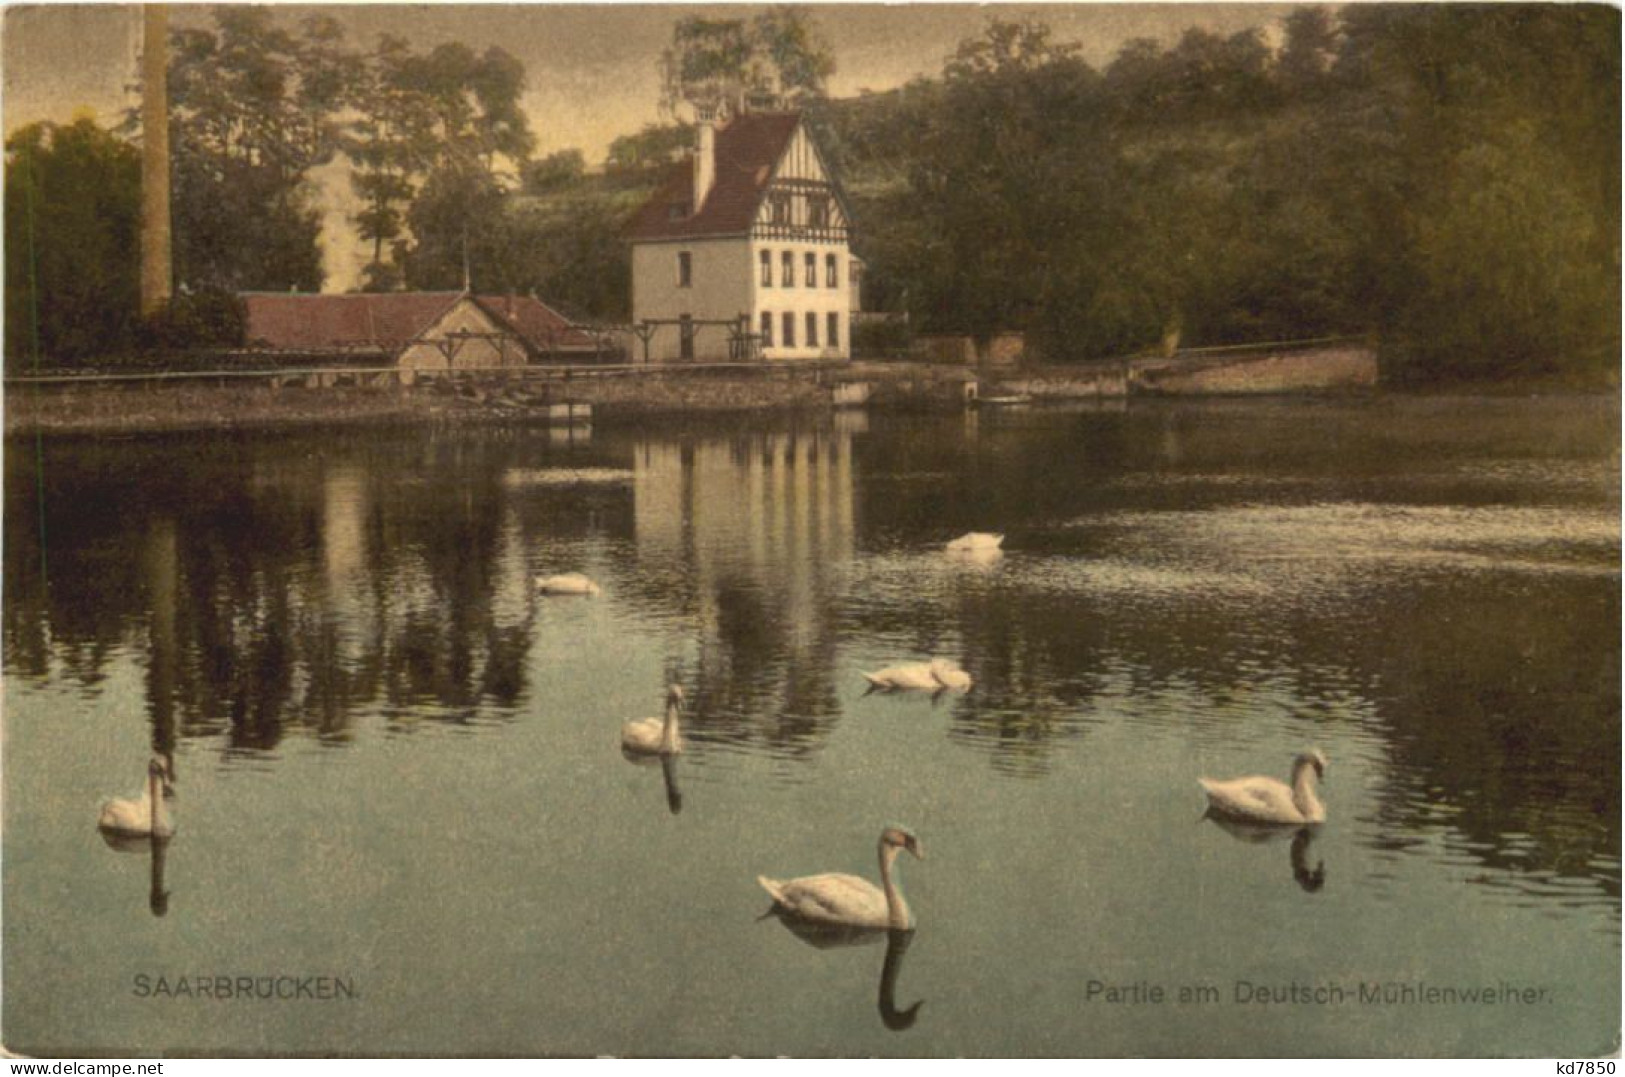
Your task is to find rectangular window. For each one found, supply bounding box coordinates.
[760,250,772,287]
[760,310,773,347]
[808,197,829,229]
[771,194,791,225]
[782,311,795,348]
[827,312,840,350]
[825,254,838,289]
[679,314,694,360]
[804,252,816,287]
[781,251,794,288]
[806,311,818,348]
[677,251,692,288]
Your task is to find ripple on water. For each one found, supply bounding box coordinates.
[1067,501,1620,586]
[1003,555,1272,604]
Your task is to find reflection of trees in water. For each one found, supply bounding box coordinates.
[3,431,638,752]
[852,404,1620,888]
[629,426,854,757]
[1349,577,1620,894]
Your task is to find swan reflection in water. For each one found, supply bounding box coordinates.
[1204,812,1326,893]
[99,830,173,916]
[765,917,924,1031]
[620,749,684,815]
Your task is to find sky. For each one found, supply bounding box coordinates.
[1,3,1300,290]
[3,3,1302,155]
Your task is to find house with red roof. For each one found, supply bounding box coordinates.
[624,106,855,362]
[240,291,599,368]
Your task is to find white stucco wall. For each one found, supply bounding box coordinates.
[631,238,753,361]
[748,239,850,360]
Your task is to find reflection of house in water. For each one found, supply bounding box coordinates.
[633,428,856,750]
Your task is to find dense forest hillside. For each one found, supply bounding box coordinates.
[806,7,1619,378]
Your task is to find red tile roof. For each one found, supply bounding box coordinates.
[241,292,595,354]
[624,112,803,242]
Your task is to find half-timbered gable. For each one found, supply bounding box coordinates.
[750,124,851,246]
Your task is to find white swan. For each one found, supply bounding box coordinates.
[621,684,684,755]
[536,572,600,596]
[929,659,973,692]
[862,663,941,691]
[98,757,175,838]
[946,532,1003,553]
[1199,750,1327,825]
[946,545,1003,568]
[759,826,924,930]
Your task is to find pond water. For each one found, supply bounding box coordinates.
[3,395,1618,1057]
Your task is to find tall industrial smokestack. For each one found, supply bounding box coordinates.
[140,5,172,317]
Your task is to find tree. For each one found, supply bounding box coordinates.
[344,35,425,289]
[659,7,835,115]
[139,284,247,351]
[158,8,361,292]
[4,119,142,368]
[1276,8,1338,97]
[605,123,693,184]
[522,149,585,194]
[897,19,1105,347]
[751,7,836,103]
[379,41,536,290]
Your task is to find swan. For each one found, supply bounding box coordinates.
[758,826,924,930]
[946,532,1003,553]
[1199,749,1327,825]
[929,659,972,692]
[621,684,684,755]
[98,757,175,838]
[946,545,1003,568]
[536,572,600,596]
[861,663,941,691]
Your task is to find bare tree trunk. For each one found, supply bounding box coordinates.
[140,5,172,317]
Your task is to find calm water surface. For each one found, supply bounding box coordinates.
[4,396,1618,1056]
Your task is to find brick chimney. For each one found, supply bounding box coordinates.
[693,103,718,212]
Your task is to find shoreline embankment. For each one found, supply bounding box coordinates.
[4,343,1603,438]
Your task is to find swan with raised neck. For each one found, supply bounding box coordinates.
[98,757,175,838]
[1199,750,1327,825]
[758,826,924,930]
[622,684,684,755]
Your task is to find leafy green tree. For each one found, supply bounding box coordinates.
[751,7,837,103]
[522,149,585,194]
[160,8,358,292]
[345,34,424,290]
[659,7,835,114]
[138,284,247,351]
[605,123,693,185]
[898,19,1104,346]
[380,41,535,290]
[1276,7,1338,97]
[4,119,141,368]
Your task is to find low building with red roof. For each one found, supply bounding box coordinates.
[240,291,600,368]
[625,105,856,362]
